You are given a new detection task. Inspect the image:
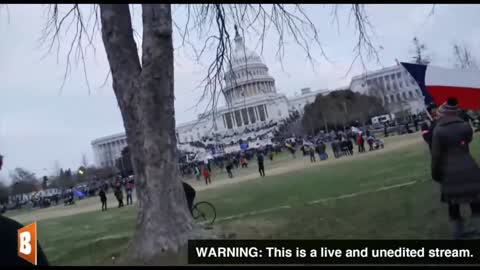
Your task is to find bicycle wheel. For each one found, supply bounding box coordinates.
[192,201,216,225]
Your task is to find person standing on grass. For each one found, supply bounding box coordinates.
[367,136,374,151]
[309,146,316,163]
[269,151,274,162]
[431,97,480,239]
[99,188,107,211]
[319,141,328,160]
[257,151,266,177]
[114,183,124,208]
[300,145,307,156]
[207,160,212,173]
[347,138,354,155]
[125,178,134,206]
[194,164,201,181]
[0,154,49,266]
[286,142,296,159]
[202,166,211,185]
[358,133,366,153]
[226,158,234,178]
[240,156,248,168]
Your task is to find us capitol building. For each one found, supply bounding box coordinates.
[91,29,323,167]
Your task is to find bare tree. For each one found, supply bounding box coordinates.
[453,43,478,69]
[411,36,431,65]
[10,168,39,195]
[4,3,378,263]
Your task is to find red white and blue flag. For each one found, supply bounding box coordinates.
[401,62,480,110]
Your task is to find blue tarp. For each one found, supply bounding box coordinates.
[74,190,86,199]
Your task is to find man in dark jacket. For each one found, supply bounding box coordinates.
[431,97,480,239]
[331,140,339,158]
[257,151,265,177]
[309,146,316,162]
[0,154,49,266]
[318,141,328,160]
[99,188,107,211]
[182,182,196,215]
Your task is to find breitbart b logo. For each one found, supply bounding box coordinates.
[18,222,37,265]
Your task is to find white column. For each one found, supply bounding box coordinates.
[247,107,253,123]
[222,114,226,128]
[264,104,269,118]
[255,106,260,121]
[239,110,244,126]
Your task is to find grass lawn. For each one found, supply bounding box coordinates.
[13,133,480,265]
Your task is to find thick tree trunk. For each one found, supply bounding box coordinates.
[99,4,196,263]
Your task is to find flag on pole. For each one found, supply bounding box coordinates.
[401,62,480,110]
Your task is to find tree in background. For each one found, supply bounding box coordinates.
[50,168,76,189]
[411,36,431,65]
[9,168,39,195]
[302,90,387,134]
[453,43,478,70]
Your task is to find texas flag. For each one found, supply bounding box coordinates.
[401,62,480,110]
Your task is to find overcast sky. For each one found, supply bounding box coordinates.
[1,4,479,182]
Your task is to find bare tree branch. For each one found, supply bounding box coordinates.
[177,4,371,133]
[36,3,379,136]
[428,4,436,17]
[39,4,99,94]
[453,42,478,70]
[344,4,380,77]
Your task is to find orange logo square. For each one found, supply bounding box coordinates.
[17,222,37,265]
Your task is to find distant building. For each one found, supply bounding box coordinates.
[91,133,127,168]
[349,64,426,116]
[91,29,327,167]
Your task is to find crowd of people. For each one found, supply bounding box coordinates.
[178,122,391,187]
[293,128,385,163]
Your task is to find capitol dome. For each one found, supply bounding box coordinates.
[231,30,263,67]
[222,27,277,105]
